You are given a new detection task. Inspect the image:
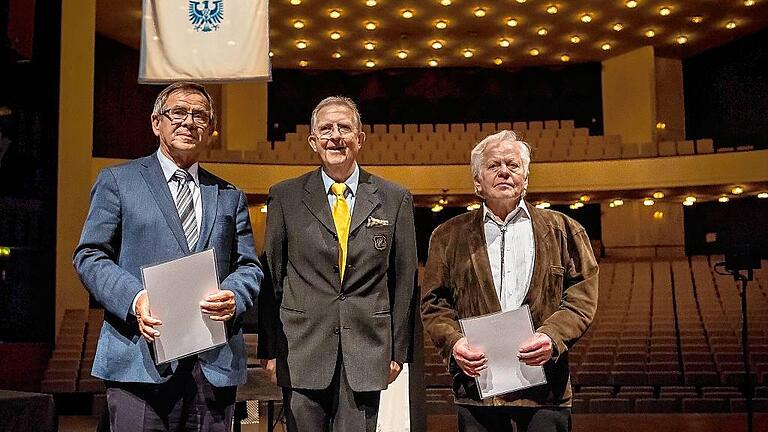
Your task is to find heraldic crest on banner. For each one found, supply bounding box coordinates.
[189,0,224,32]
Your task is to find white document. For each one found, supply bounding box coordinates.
[376,364,410,432]
[142,249,226,364]
[459,305,547,398]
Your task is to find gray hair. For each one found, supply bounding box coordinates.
[310,96,363,133]
[470,130,532,179]
[152,82,216,130]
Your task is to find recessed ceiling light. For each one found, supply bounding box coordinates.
[659,6,671,16]
[365,21,377,30]
[645,29,656,37]
[397,50,408,59]
[332,51,342,59]
[463,49,474,58]
[580,13,593,23]
[493,57,503,65]
[731,186,744,194]
[601,42,612,50]
[676,35,688,44]
[536,201,552,209]
[474,8,487,17]
[547,5,558,14]
[718,195,730,203]
[757,192,768,198]
[516,0,527,3]
[296,40,308,49]
[570,35,581,43]
[537,27,548,36]
[683,200,694,206]
[298,59,308,67]
[726,20,737,29]
[625,0,638,8]
[529,48,540,56]
[290,0,301,5]
[643,198,655,206]
[684,196,697,203]
[506,18,519,27]
[653,211,664,220]
[329,9,341,19]
[435,20,448,29]
[401,9,414,19]
[268,50,274,57]
[613,23,624,31]
[499,38,511,47]
[364,41,376,50]
[431,40,444,49]
[561,53,571,62]
[612,199,624,206]
[653,191,665,199]
[330,31,341,40]
[366,0,377,6]
[656,121,666,129]
[365,60,376,68]
[440,0,452,5]
[428,59,439,67]
[293,20,305,29]
[744,0,755,5]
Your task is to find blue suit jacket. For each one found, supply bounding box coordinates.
[73,153,262,386]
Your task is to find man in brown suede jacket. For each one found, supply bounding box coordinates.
[421,130,598,432]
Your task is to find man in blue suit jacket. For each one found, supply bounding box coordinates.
[74,82,262,432]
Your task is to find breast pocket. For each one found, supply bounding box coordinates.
[367,226,392,255]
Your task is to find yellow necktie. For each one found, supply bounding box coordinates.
[331,182,351,281]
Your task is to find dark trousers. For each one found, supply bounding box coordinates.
[105,359,236,432]
[457,404,571,432]
[282,354,381,432]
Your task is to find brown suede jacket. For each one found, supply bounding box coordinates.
[421,203,598,407]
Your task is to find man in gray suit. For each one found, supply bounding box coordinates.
[74,82,262,431]
[258,96,418,432]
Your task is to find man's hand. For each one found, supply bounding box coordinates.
[260,358,277,384]
[200,290,237,321]
[135,292,162,342]
[387,361,402,384]
[518,332,554,366]
[452,337,487,378]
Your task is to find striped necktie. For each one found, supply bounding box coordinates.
[172,169,199,250]
[331,182,351,282]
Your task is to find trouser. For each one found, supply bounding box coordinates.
[105,358,236,432]
[282,353,381,432]
[457,404,571,432]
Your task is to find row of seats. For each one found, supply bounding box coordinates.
[200,118,754,164]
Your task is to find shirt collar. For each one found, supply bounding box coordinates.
[156,150,199,186]
[321,163,359,197]
[483,199,530,225]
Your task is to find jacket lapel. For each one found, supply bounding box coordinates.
[196,168,218,252]
[523,204,550,307]
[349,170,381,234]
[302,168,337,235]
[467,209,502,313]
[139,155,190,253]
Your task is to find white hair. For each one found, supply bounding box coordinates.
[310,96,363,133]
[470,130,532,179]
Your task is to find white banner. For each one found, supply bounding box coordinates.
[139,0,270,83]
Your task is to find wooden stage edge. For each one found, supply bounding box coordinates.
[427,413,768,432]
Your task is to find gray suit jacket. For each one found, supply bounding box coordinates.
[257,167,418,392]
[73,153,262,387]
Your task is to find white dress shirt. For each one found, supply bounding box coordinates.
[132,151,204,314]
[483,200,535,312]
[321,163,360,215]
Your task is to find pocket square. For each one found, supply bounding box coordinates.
[366,216,390,227]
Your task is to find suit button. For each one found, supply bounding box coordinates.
[334,327,341,334]
[333,265,339,273]
[339,294,347,301]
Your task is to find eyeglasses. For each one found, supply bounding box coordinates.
[314,123,357,139]
[161,107,211,127]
